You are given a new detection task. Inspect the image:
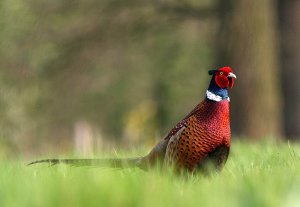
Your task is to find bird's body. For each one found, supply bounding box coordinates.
[29,67,236,173]
[163,99,230,171]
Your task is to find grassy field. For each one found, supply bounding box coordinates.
[1,141,300,207]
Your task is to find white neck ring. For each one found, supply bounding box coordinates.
[206,90,230,102]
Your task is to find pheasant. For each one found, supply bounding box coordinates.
[29,66,236,173]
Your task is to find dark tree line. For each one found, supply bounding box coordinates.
[215,0,300,140]
[0,0,299,156]
[216,0,282,139]
[278,0,300,140]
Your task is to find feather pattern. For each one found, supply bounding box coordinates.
[163,99,230,172]
[28,67,236,173]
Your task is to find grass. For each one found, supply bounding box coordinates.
[1,141,300,207]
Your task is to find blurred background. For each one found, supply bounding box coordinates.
[0,0,299,159]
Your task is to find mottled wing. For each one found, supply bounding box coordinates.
[165,115,227,172]
[162,101,203,141]
[163,127,186,168]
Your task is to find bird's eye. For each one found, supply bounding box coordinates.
[220,72,223,75]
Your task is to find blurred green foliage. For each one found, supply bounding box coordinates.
[0,0,300,157]
[0,0,216,156]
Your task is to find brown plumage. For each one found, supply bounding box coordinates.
[144,99,231,172]
[29,67,236,173]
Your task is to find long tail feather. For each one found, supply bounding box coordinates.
[27,157,145,169]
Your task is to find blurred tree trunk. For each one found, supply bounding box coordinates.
[278,0,300,140]
[216,0,282,139]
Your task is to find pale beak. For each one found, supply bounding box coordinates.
[228,72,237,79]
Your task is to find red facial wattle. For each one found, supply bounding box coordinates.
[215,75,230,89]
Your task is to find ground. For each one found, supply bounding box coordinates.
[1,141,300,207]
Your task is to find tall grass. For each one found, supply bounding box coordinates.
[1,141,300,207]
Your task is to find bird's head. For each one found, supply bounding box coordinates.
[208,66,236,89]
